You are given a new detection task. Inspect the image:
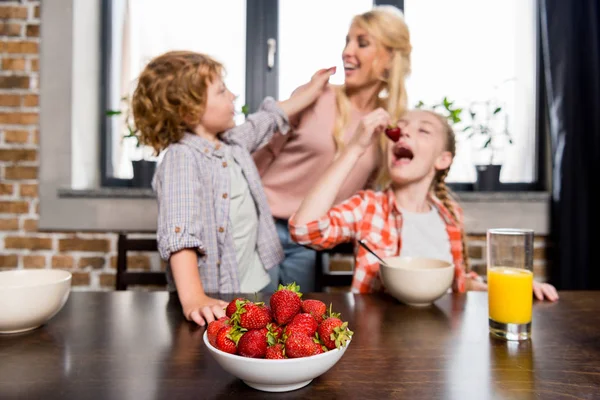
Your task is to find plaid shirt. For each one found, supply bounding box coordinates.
[289,189,475,294]
[154,98,287,293]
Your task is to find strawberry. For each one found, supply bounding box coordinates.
[385,125,401,142]
[285,331,320,358]
[237,328,268,358]
[270,282,302,325]
[313,344,325,355]
[317,317,353,350]
[301,299,327,323]
[265,305,273,320]
[265,343,286,359]
[232,301,271,330]
[267,322,283,346]
[207,316,229,347]
[285,313,318,337]
[215,325,243,354]
[225,297,247,318]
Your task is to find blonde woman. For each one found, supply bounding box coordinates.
[254,6,411,292]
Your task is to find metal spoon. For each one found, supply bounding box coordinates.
[357,240,390,267]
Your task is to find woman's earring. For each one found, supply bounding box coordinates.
[380,69,390,82]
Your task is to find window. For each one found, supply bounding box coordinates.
[278,0,374,100]
[404,0,541,185]
[101,0,401,186]
[102,0,246,183]
[101,0,544,190]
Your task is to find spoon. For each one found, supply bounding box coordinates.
[357,240,390,267]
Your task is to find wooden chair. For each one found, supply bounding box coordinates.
[314,242,355,291]
[116,234,355,292]
[116,234,166,290]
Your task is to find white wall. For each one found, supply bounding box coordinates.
[71,0,101,189]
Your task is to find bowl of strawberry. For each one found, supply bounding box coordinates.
[203,283,353,392]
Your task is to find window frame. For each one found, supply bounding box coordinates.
[99,0,546,191]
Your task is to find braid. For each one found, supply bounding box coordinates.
[433,169,471,272]
[424,110,470,273]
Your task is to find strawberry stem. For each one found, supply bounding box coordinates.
[331,322,353,349]
[327,303,341,319]
[278,282,303,298]
[226,325,247,345]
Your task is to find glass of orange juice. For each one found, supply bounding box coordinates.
[487,228,534,341]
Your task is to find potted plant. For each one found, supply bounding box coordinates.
[416,96,463,124]
[461,100,513,191]
[106,97,156,188]
[416,97,513,191]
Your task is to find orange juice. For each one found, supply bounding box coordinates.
[488,267,533,324]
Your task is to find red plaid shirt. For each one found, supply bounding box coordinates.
[289,189,475,294]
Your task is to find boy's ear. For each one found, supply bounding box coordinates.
[434,151,453,171]
[183,112,201,130]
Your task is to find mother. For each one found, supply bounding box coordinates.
[254,5,412,292]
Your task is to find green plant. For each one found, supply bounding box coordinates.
[461,99,513,165]
[106,96,141,148]
[415,96,513,165]
[415,97,463,125]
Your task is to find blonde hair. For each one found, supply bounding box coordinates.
[377,110,471,271]
[429,114,471,273]
[333,6,412,152]
[132,51,223,154]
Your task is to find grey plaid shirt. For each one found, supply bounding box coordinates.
[154,98,288,293]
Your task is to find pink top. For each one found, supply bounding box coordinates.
[253,86,381,219]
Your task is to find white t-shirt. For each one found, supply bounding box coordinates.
[227,152,270,292]
[399,206,453,263]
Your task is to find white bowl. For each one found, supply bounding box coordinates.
[203,331,351,392]
[0,269,72,334]
[380,256,454,306]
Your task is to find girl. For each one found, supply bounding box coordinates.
[132,51,334,325]
[254,5,411,292]
[289,108,559,301]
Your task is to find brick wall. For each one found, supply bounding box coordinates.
[0,0,549,290]
[0,1,158,290]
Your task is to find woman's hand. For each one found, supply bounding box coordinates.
[182,295,229,326]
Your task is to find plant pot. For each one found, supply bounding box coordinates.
[474,164,501,192]
[132,160,156,188]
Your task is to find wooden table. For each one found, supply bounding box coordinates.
[1,292,599,399]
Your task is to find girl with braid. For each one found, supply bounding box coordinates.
[289,108,558,300]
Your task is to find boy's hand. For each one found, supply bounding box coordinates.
[279,67,336,117]
[347,108,391,155]
[294,67,336,104]
[182,295,229,326]
[533,281,559,301]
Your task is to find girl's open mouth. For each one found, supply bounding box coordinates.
[392,145,414,166]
